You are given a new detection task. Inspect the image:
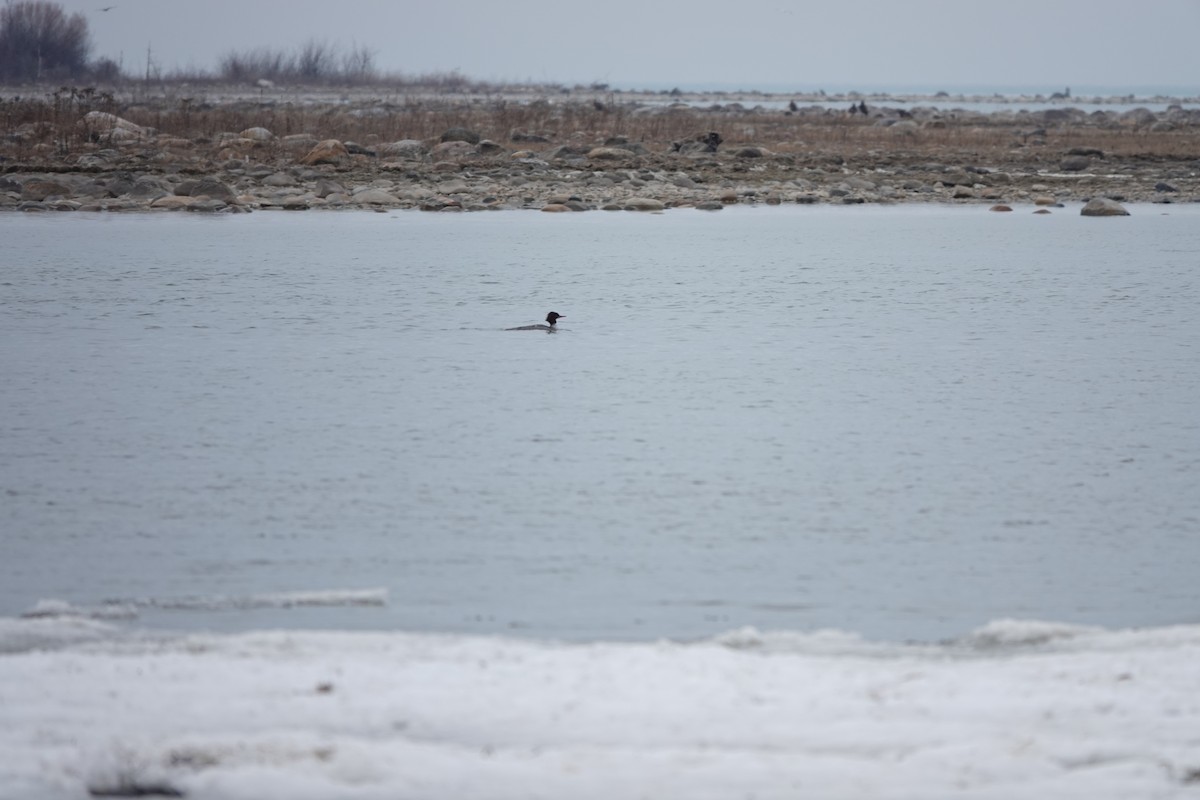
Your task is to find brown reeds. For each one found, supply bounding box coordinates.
[2,83,1198,169]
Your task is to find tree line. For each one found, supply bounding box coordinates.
[0,0,90,81]
[0,0,391,85]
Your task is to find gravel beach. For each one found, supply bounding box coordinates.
[3,85,1197,213]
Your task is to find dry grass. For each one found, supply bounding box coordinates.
[2,83,1198,168]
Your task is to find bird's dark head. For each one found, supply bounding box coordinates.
[546,312,564,325]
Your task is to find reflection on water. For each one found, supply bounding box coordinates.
[2,205,1199,641]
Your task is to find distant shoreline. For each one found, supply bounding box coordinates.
[2,83,1197,213]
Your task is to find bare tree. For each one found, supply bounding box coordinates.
[340,42,376,82]
[294,38,332,81]
[0,0,91,81]
[219,46,290,83]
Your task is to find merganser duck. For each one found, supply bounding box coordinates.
[506,312,564,331]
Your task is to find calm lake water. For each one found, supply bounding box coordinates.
[2,205,1198,642]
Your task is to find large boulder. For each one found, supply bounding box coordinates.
[587,146,635,160]
[239,127,274,142]
[299,139,349,166]
[150,195,195,210]
[21,179,73,201]
[314,179,346,198]
[176,179,235,200]
[544,145,587,161]
[624,197,665,211]
[262,172,297,187]
[80,111,147,141]
[127,177,173,200]
[351,187,400,205]
[1080,198,1130,217]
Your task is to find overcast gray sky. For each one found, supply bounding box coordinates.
[53,0,1200,91]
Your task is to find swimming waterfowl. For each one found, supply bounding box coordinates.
[506,312,564,331]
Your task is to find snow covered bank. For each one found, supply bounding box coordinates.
[2,619,1198,799]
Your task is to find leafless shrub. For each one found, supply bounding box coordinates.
[294,38,333,81]
[217,46,290,84]
[341,43,376,82]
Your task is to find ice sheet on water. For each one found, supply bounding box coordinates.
[1,616,1198,799]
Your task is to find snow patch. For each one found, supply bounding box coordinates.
[2,620,1199,798]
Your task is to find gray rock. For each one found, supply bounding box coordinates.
[21,180,73,201]
[545,145,588,161]
[1060,155,1091,172]
[75,154,114,169]
[74,180,111,199]
[1155,182,1178,193]
[188,197,229,212]
[439,179,470,194]
[314,179,346,198]
[150,195,194,210]
[263,172,297,187]
[1080,198,1130,217]
[612,141,650,155]
[178,179,235,199]
[239,127,274,142]
[128,177,173,200]
[624,197,665,211]
[352,188,400,205]
[587,147,635,160]
[299,140,350,165]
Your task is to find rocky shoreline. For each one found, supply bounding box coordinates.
[2,88,1197,214]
